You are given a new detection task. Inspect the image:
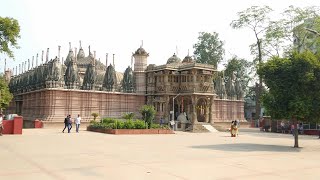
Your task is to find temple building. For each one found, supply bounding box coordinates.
[4,42,245,130]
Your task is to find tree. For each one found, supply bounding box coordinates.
[258,51,320,148]
[193,32,225,68]
[139,105,156,129]
[231,5,273,120]
[224,56,253,95]
[265,6,320,56]
[0,17,21,58]
[0,75,13,112]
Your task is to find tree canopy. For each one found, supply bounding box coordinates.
[259,51,320,147]
[0,17,21,58]
[193,32,225,68]
[0,75,13,111]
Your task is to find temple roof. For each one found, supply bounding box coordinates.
[134,47,149,56]
[167,53,181,64]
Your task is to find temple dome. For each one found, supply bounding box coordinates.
[134,47,149,56]
[182,55,194,63]
[167,53,181,64]
[77,48,85,59]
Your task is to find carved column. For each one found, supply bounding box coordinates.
[205,104,209,123]
[191,95,198,123]
[209,96,214,123]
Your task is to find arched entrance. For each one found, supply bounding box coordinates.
[196,98,209,122]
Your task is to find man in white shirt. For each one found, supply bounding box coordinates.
[75,114,81,133]
[0,113,4,136]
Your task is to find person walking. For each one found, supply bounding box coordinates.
[0,113,4,136]
[62,115,69,133]
[67,115,72,133]
[75,114,81,133]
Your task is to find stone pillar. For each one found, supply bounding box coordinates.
[205,104,209,123]
[209,97,214,123]
[191,95,198,123]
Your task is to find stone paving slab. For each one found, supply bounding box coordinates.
[0,128,319,180]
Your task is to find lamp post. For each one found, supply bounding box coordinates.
[171,93,181,130]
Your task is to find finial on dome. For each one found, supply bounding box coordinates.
[106,53,108,67]
[36,53,38,67]
[188,49,189,56]
[69,42,71,50]
[141,40,143,48]
[88,45,91,54]
[58,45,61,60]
[41,50,44,65]
[79,40,82,48]
[46,48,49,63]
[93,51,96,66]
[113,54,115,68]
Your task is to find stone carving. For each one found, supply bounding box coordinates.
[215,72,227,99]
[82,57,96,90]
[235,73,244,100]
[103,64,115,91]
[122,66,135,93]
[64,56,79,88]
[226,72,236,100]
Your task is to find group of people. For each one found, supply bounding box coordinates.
[62,114,81,133]
[280,121,304,135]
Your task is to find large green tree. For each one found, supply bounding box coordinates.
[231,5,273,120]
[193,32,225,68]
[259,51,320,148]
[0,75,13,111]
[0,17,20,58]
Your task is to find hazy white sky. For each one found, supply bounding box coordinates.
[0,0,319,73]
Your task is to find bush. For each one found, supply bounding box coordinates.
[124,119,135,129]
[115,120,125,129]
[134,120,146,129]
[101,118,115,124]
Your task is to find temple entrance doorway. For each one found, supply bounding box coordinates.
[196,98,208,122]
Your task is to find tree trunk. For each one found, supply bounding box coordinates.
[293,118,299,148]
[255,39,262,120]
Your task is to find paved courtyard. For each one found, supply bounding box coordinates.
[0,127,319,180]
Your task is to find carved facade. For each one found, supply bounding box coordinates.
[5,43,245,126]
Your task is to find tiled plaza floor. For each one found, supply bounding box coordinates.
[0,127,319,180]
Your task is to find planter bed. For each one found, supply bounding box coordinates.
[87,127,174,135]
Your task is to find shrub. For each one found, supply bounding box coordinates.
[124,119,135,129]
[134,120,146,129]
[139,105,156,129]
[115,120,125,129]
[101,118,115,124]
[91,112,99,121]
[122,112,135,120]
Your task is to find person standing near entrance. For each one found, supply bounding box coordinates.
[75,114,81,133]
[0,114,4,136]
[68,115,72,133]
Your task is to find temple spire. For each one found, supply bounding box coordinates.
[69,42,71,50]
[106,53,108,67]
[24,61,27,72]
[88,45,91,54]
[32,56,34,69]
[93,51,96,66]
[113,54,115,68]
[28,59,30,70]
[58,45,61,61]
[22,62,24,73]
[41,50,44,65]
[46,48,49,63]
[19,64,21,74]
[79,40,82,49]
[36,53,39,67]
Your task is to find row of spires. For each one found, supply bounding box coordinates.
[3,41,122,76]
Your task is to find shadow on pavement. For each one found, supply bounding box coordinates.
[190,143,301,152]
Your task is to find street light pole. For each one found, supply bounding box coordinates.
[171,93,181,130]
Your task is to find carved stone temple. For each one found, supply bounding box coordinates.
[4,42,245,130]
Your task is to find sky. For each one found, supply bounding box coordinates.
[0,0,319,74]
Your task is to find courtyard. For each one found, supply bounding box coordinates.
[0,127,319,180]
